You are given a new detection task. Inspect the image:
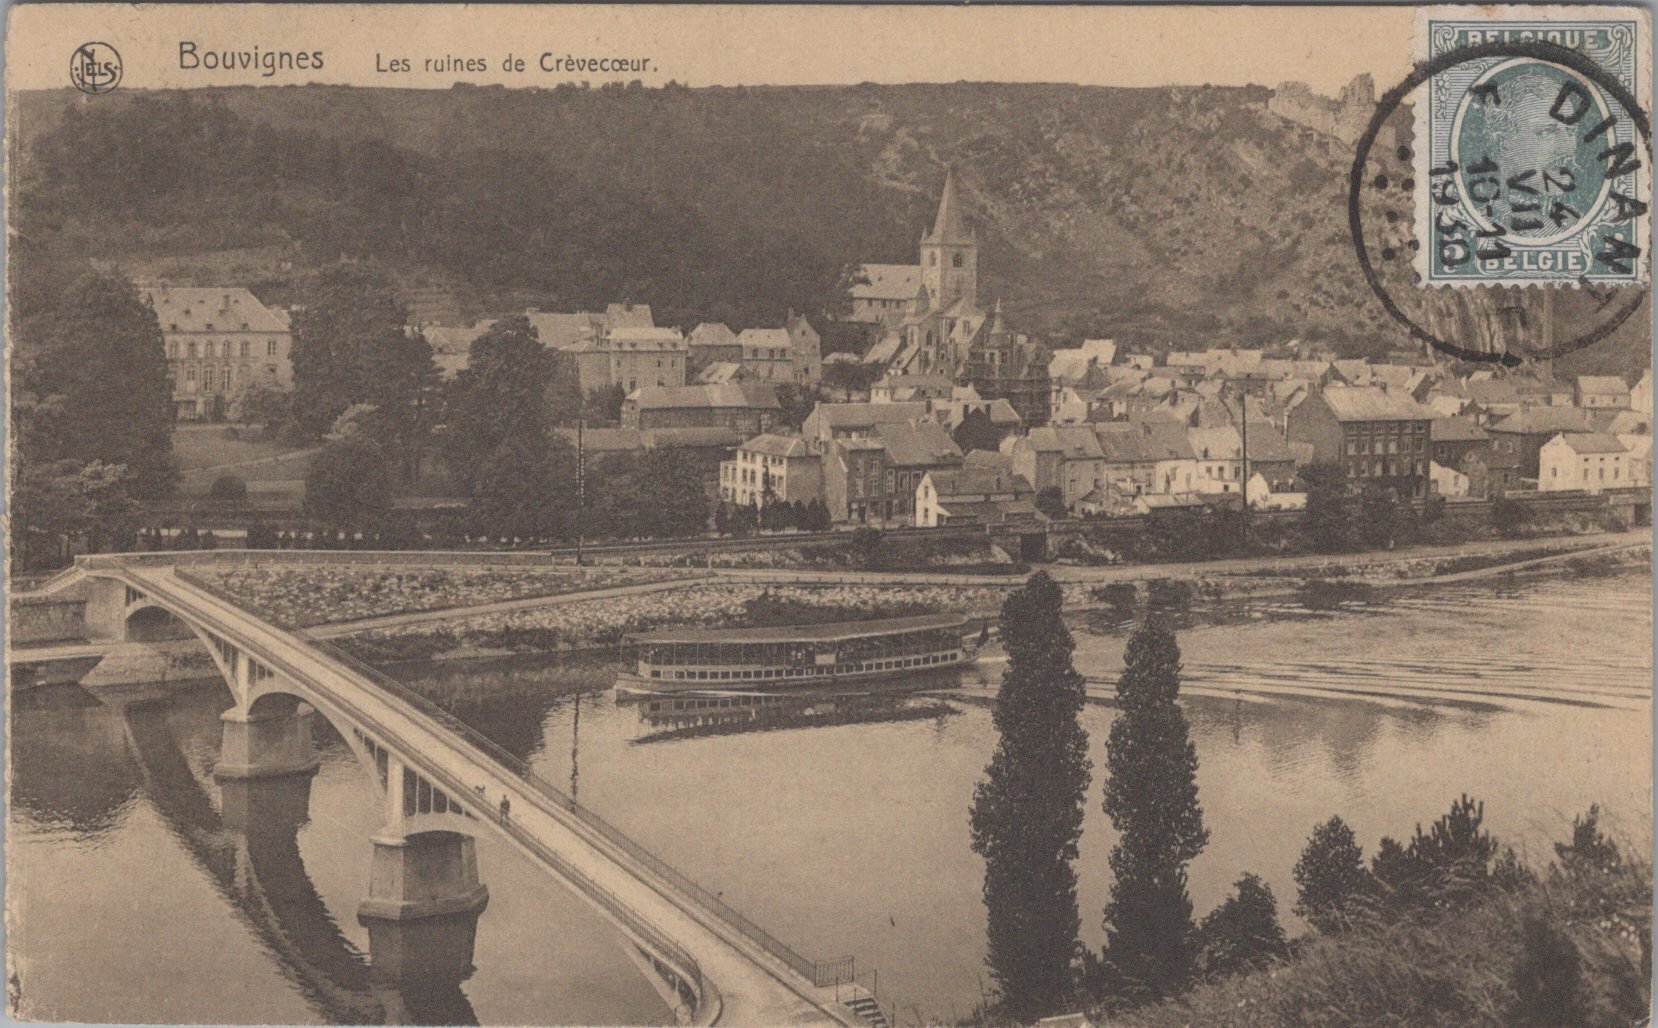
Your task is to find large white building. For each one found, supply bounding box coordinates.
[719,433,823,507]
[1538,432,1628,493]
[144,287,293,420]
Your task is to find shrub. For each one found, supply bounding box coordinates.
[1294,815,1375,933]
[1199,873,1288,977]
[209,474,248,503]
[1491,497,1531,538]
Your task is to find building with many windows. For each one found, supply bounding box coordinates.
[1285,387,1435,497]
[1539,433,1629,493]
[719,434,823,507]
[144,287,292,420]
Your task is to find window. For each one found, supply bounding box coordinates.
[952,253,964,268]
[168,341,178,359]
[267,340,278,356]
[240,340,250,357]
[929,252,937,266]
[188,342,198,358]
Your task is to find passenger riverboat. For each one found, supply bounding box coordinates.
[616,613,979,695]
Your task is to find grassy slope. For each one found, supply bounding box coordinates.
[1110,864,1651,1028]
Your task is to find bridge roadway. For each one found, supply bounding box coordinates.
[79,558,866,1028]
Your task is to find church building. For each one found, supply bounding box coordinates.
[852,167,987,377]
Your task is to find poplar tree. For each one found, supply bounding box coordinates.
[1100,621,1208,1002]
[969,571,1091,1023]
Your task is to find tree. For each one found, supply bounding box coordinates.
[1099,622,1208,1002]
[469,431,576,541]
[969,572,1091,1023]
[289,263,432,448]
[303,437,392,530]
[583,383,627,424]
[1036,486,1068,520]
[824,359,880,400]
[1197,873,1287,978]
[773,384,819,432]
[588,449,710,540]
[1372,794,1501,914]
[12,269,177,498]
[228,377,290,429]
[1359,485,1400,549]
[1554,804,1621,876]
[1300,462,1352,552]
[1293,815,1374,933]
[442,315,554,492]
[10,459,132,572]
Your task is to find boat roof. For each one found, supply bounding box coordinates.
[630,613,968,644]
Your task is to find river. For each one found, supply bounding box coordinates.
[8,567,1650,1025]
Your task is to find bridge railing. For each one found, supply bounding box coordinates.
[170,566,858,992]
[161,567,713,1008]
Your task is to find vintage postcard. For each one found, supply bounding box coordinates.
[4,5,1652,1027]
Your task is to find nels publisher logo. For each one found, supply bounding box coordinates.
[70,42,122,94]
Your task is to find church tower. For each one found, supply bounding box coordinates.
[919,166,977,312]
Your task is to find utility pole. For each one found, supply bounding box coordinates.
[575,418,586,566]
[1237,384,1251,546]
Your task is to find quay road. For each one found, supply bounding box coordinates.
[701,530,1651,588]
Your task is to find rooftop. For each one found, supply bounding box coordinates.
[1550,432,1628,455]
[143,287,289,334]
[629,382,780,410]
[852,263,923,301]
[1318,387,1435,422]
[629,612,967,644]
[1430,417,1490,443]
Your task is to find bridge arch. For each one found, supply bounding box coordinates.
[65,562,849,1027]
[124,603,196,643]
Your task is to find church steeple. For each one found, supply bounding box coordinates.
[925,165,974,245]
[919,165,978,312]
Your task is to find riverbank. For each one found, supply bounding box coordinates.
[331,537,1649,666]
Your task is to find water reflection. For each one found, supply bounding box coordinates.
[620,689,961,744]
[9,568,1648,1026]
[8,683,673,1027]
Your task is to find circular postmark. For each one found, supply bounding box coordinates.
[1350,39,1650,364]
[70,42,122,95]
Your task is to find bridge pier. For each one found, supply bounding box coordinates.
[218,766,315,835]
[358,830,490,997]
[215,698,322,781]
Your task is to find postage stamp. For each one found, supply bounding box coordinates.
[1413,6,1651,288]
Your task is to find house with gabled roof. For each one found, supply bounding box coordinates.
[144,286,295,420]
[1539,432,1629,493]
[1576,375,1632,409]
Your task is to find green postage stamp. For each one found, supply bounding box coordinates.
[1414,6,1651,287]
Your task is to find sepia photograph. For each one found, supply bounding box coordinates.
[4,4,1653,1026]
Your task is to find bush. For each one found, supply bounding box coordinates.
[1491,497,1532,539]
[209,474,248,503]
[1294,815,1374,933]
[1198,873,1288,977]
[275,420,314,448]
